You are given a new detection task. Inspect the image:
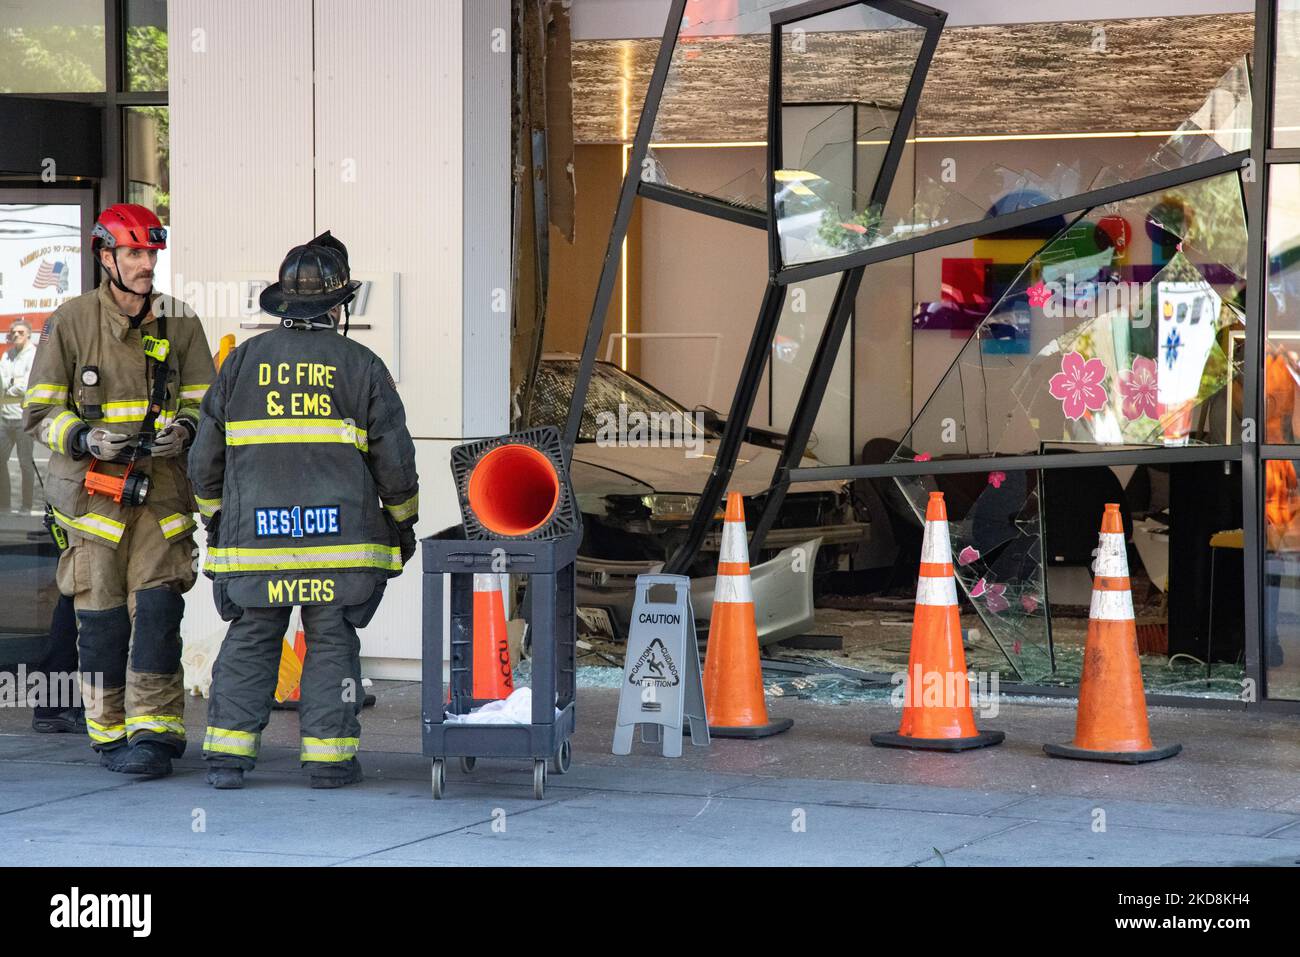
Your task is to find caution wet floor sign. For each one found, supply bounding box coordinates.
[612,575,709,757]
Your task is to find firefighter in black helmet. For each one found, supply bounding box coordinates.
[189,234,419,789]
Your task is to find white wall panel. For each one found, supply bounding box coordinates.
[314,0,464,439]
[172,1,477,669]
[168,0,315,337]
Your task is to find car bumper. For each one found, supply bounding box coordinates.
[576,538,824,647]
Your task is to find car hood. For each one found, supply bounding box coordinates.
[571,440,844,496]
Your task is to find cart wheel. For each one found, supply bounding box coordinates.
[533,759,547,799]
[431,759,446,800]
[552,739,572,775]
[459,756,477,773]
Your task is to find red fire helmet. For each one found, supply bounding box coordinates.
[91,203,167,252]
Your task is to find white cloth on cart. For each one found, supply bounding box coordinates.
[442,687,560,725]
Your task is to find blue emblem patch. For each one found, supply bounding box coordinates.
[254,506,341,539]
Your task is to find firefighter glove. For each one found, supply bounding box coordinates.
[150,424,187,459]
[86,428,132,461]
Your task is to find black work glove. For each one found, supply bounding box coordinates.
[399,526,417,567]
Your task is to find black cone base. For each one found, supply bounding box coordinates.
[1044,741,1181,764]
[871,729,1005,752]
[709,718,794,739]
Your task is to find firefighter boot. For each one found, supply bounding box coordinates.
[117,740,174,777]
[310,757,364,790]
[206,767,245,789]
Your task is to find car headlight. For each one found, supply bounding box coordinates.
[640,494,701,522]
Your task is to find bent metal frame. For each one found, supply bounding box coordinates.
[562,0,1296,710]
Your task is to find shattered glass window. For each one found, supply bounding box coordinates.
[889,469,1052,682]
[1265,164,1300,444]
[645,0,812,208]
[803,45,1252,263]
[875,170,1247,682]
[1276,0,1300,147]
[770,272,853,465]
[898,171,1246,460]
[774,4,926,267]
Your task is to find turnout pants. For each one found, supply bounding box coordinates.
[204,602,366,771]
[57,511,197,756]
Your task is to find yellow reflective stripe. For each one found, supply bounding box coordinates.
[384,492,419,524]
[226,418,369,452]
[87,718,127,743]
[102,400,149,418]
[204,727,260,757]
[25,383,68,405]
[196,496,222,519]
[126,714,186,737]
[43,411,83,454]
[51,507,126,545]
[300,737,359,762]
[205,543,401,574]
[158,512,197,540]
[180,384,209,401]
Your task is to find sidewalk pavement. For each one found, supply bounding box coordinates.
[2,682,1298,866]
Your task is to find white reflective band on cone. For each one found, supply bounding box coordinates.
[1093,532,1129,577]
[1090,588,1135,621]
[714,572,753,604]
[916,575,958,607]
[473,573,500,593]
[920,520,953,564]
[719,519,749,564]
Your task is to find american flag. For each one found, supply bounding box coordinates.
[33,260,68,294]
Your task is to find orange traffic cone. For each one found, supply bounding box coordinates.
[701,492,792,738]
[473,574,514,700]
[872,491,1004,751]
[1045,504,1181,763]
[274,618,307,704]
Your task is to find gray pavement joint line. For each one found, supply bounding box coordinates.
[327,794,585,866]
[12,837,346,862]
[979,795,1038,816]
[715,789,1035,821]
[0,776,145,818]
[1258,819,1300,838]
[903,818,1036,868]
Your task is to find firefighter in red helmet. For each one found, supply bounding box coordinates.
[23,204,215,777]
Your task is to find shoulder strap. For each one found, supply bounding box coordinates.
[140,314,169,437]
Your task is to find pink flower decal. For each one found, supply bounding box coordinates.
[1048,351,1108,421]
[957,545,980,566]
[1026,281,1053,309]
[984,582,1009,614]
[988,471,1006,489]
[1117,355,1158,422]
[1020,594,1040,614]
[970,577,1008,612]
[914,453,931,462]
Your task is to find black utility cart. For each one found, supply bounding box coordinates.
[421,530,578,799]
